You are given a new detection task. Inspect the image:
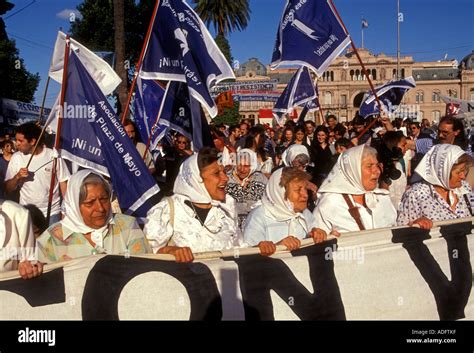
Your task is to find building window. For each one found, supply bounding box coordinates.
[324,91,332,105]
[249,114,255,121]
[416,91,424,104]
[350,69,355,81]
[432,91,440,103]
[432,110,440,120]
[341,94,347,106]
[470,89,474,101]
[392,69,397,78]
[419,111,424,120]
[401,68,405,78]
[330,71,334,82]
[449,89,458,98]
[356,69,361,80]
[371,69,377,80]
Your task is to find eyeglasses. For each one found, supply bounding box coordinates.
[437,129,453,136]
[177,141,187,145]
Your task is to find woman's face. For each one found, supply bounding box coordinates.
[80,184,111,229]
[361,155,381,191]
[316,131,327,144]
[286,178,308,212]
[295,130,305,142]
[236,162,251,179]
[449,163,468,189]
[176,137,188,151]
[201,161,229,201]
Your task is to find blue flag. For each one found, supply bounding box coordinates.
[60,52,160,218]
[132,76,166,151]
[271,0,351,77]
[359,76,416,118]
[133,78,206,152]
[272,66,317,124]
[140,0,235,118]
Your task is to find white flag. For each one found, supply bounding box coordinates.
[49,31,121,96]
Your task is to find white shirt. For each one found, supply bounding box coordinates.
[144,194,241,253]
[313,193,397,234]
[0,201,36,272]
[5,148,70,217]
[244,205,317,246]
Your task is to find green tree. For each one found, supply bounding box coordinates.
[0,39,40,102]
[193,0,250,36]
[193,0,250,66]
[213,101,240,126]
[214,33,232,65]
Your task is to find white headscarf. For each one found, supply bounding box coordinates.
[61,169,113,247]
[318,144,388,209]
[261,168,309,233]
[415,144,469,203]
[173,153,213,204]
[237,148,258,176]
[282,144,310,167]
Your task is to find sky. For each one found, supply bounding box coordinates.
[4,0,474,108]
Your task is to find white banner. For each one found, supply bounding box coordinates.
[1,218,473,320]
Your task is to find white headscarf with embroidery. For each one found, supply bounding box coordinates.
[261,168,310,234]
[317,144,388,209]
[61,169,113,247]
[415,144,470,204]
[282,144,310,167]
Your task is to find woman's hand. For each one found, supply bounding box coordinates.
[159,246,194,263]
[309,228,327,243]
[258,241,276,256]
[18,261,43,280]
[409,217,433,230]
[277,236,301,251]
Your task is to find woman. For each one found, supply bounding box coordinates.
[226,149,267,231]
[161,134,193,194]
[397,144,472,226]
[37,170,150,263]
[313,145,400,234]
[243,125,273,177]
[0,140,14,199]
[310,125,334,187]
[244,167,327,256]
[145,147,239,263]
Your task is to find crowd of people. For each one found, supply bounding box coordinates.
[0,112,473,277]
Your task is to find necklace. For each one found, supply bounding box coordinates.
[188,201,222,234]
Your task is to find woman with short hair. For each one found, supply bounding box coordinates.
[37,170,151,263]
[397,144,472,226]
[244,167,327,256]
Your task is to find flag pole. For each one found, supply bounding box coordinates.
[142,80,169,161]
[120,0,161,124]
[25,76,51,169]
[46,35,70,224]
[329,0,384,139]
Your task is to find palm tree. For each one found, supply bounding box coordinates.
[193,0,250,36]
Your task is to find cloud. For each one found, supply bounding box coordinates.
[56,9,83,21]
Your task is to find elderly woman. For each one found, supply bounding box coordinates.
[225,148,267,231]
[397,144,473,227]
[244,167,327,256]
[145,147,239,262]
[313,144,400,235]
[37,170,150,263]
